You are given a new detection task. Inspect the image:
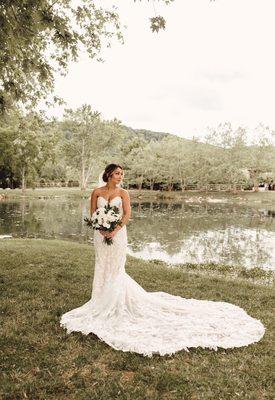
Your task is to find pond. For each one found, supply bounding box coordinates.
[0,197,275,270]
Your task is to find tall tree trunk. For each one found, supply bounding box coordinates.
[232,182,238,194]
[137,175,143,192]
[249,169,259,192]
[81,181,87,191]
[167,176,173,191]
[81,170,87,191]
[21,166,26,193]
[252,173,259,192]
[81,172,89,191]
[180,176,185,191]
[81,138,86,191]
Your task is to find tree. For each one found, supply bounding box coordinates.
[156,136,198,191]
[0,111,19,188]
[39,119,67,185]
[121,137,147,190]
[0,110,56,191]
[0,0,174,113]
[244,124,275,191]
[203,122,249,191]
[141,141,164,190]
[154,136,178,191]
[62,104,125,190]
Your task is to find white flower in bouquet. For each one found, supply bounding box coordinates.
[84,204,122,245]
[103,221,111,228]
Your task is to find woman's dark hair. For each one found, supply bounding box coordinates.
[103,163,123,182]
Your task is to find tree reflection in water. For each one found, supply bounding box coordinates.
[0,198,274,270]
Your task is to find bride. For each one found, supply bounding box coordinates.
[60,163,265,357]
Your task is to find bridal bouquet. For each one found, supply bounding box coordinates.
[84,204,122,245]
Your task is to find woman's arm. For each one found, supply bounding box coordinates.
[117,189,131,230]
[91,188,106,238]
[90,188,99,216]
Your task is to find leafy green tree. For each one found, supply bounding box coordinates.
[0,0,123,113]
[62,105,100,190]
[0,110,56,191]
[155,136,178,191]
[141,141,164,190]
[171,138,203,190]
[0,0,174,113]
[0,111,20,187]
[243,124,275,190]
[121,137,147,190]
[203,122,249,190]
[62,104,125,190]
[39,119,67,185]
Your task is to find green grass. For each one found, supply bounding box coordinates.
[150,259,275,286]
[0,238,274,399]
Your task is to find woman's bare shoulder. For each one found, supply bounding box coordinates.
[91,187,100,197]
[120,188,130,199]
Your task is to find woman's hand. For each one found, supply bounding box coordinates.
[104,227,120,239]
[99,229,108,237]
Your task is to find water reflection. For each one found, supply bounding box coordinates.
[0,198,275,270]
[127,201,275,271]
[128,227,275,270]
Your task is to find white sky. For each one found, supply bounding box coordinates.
[47,0,275,141]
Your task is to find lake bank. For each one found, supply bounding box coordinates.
[0,238,274,399]
[1,187,275,205]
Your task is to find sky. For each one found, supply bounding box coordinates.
[47,0,275,141]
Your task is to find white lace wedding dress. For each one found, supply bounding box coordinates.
[60,196,265,357]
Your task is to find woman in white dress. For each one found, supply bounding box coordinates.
[60,163,265,357]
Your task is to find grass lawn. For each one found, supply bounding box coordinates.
[0,238,274,399]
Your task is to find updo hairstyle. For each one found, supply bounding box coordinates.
[102,163,123,183]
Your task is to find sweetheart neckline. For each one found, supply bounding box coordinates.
[97,195,122,203]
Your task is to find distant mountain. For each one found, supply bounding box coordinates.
[122,125,193,143]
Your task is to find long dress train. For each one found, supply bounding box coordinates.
[60,196,265,357]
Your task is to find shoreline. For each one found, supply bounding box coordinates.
[1,187,275,205]
[1,237,274,286]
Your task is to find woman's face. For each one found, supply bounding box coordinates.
[110,167,124,184]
